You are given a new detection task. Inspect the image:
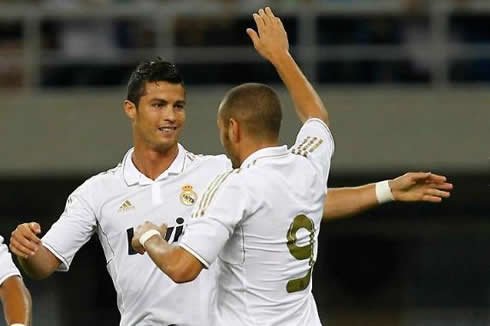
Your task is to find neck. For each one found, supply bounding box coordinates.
[237,138,279,167]
[132,143,179,180]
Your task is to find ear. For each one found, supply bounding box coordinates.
[229,118,240,143]
[124,100,137,121]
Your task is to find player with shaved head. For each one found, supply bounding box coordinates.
[131,7,452,326]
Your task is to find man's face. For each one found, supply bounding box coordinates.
[132,81,186,152]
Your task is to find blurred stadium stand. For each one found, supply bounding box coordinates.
[0,0,489,325]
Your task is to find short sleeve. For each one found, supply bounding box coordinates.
[0,236,21,285]
[291,118,334,183]
[42,182,97,271]
[179,172,248,268]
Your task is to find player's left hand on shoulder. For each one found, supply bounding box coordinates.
[390,172,453,203]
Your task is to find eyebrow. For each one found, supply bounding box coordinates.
[150,98,186,105]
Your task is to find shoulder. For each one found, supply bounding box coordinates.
[192,168,249,218]
[78,163,123,192]
[199,167,246,195]
[66,162,123,209]
[210,167,254,194]
[184,151,232,172]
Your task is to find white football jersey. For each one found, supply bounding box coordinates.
[42,144,231,326]
[0,236,21,285]
[180,119,334,326]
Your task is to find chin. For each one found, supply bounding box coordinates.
[154,141,178,153]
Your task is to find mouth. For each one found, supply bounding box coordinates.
[158,126,177,134]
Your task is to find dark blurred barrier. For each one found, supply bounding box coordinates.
[1,172,488,325]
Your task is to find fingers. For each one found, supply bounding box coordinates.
[19,223,42,244]
[246,28,259,46]
[265,7,276,18]
[253,13,265,34]
[9,238,35,259]
[159,223,168,236]
[408,171,449,185]
[276,16,284,29]
[425,173,447,184]
[406,172,431,182]
[260,7,277,27]
[425,188,451,198]
[422,195,443,203]
[429,182,453,190]
[131,237,145,255]
[30,222,42,234]
[10,222,43,258]
[258,8,270,26]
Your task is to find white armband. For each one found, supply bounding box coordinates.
[139,230,161,248]
[375,180,394,204]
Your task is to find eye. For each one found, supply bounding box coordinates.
[152,103,164,108]
[175,103,185,110]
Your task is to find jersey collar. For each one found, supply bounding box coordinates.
[122,143,187,186]
[240,145,289,168]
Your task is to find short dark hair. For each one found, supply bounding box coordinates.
[126,58,184,107]
[220,83,282,140]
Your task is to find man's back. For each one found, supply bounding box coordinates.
[182,118,334,325]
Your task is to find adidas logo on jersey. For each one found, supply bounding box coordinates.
[119,200,135,212]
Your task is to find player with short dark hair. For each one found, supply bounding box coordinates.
[10,58,231,326]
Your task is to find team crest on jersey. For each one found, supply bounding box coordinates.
[180,184,197,206]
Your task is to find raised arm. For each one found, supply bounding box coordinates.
[0,276,32,326]
[323,172,453,220]
[247,7,329,125]
[10,222,61,280]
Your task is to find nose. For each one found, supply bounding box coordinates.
[162,105,176,123]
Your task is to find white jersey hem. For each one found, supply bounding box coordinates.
[179,243,210,269]
[42,241,70,272]
[0,272,21,286]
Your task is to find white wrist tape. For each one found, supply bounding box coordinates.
[375,180,394,204]
[11,324,26,326]
[139,229,161,248]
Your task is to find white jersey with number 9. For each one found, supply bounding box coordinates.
[180,118,334,326]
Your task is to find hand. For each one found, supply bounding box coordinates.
[389,172,453,203]
[247,7,289,64]
[10,222,42,259]
[131,221,167,255]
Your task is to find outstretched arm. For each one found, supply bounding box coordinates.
[0,276,32,326]
[323,172,453,220]
[247,7,329,125]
